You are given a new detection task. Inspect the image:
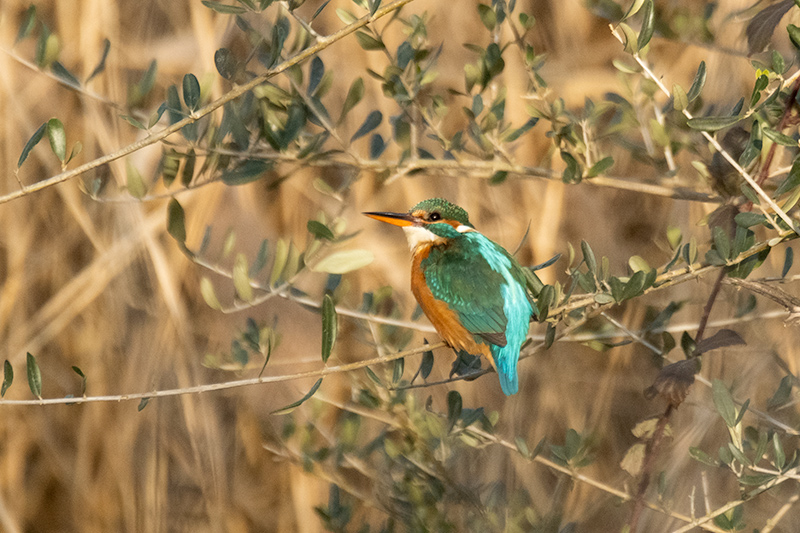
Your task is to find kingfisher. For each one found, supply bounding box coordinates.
[364,198,535,395]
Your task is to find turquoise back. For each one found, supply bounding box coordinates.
[421,231,533,395]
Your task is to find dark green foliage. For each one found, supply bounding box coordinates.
[2,361,12,397]
[271,378,323,415]
[17,122,47,168]
[26,353,42,399]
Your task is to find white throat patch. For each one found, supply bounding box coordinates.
[402,226,445,251]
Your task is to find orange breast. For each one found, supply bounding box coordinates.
[410,245,494,367]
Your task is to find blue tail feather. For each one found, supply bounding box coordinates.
[491,345,519,395]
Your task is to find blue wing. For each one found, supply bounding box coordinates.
[421,232,533,395]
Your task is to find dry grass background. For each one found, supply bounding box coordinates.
[1,0,799,531]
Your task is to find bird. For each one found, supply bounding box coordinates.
[364,198,536,395]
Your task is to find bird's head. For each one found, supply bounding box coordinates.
[364,198,475,252]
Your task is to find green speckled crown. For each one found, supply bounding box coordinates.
[410,198,474,228]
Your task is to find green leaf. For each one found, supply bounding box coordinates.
[138,397,150,411]
[36,31,59,68]
[369,0,382,15]
[628,255,650,272]
[128,60,158,107]
[734,212,765,228]
[51,62,81,87]
[220,159,272,185]
[686,61,706,103]
[767,375,792,410]
[321,294,337,363]
[214,47,238,80]
[762,126,796,146]
[420,342,434,379]
[149,103,167,129]
[622,270,646,300]
[182,73,201,111]
[312,0,332,20]
[587,156,614,177]
[750,73,769,107]
[308,56,324,95]
[637,0,655,49]
[224,233,239,259]
[580,240,597,274]
[312,250,374,274]
[1,361,13,397]
[515,436,531,458]
[16,5,37,43]
[594,293,615,304]
[355,31,385,50]
[490,170,508,185]
[120,114,146,130]
[621,0,647,20]
[200,277,222,310]
[478,4,497,31]
[446,390,462,432]
[72,366,87,396]
[689,446,717,466]
[269,239,289,286]
[250,240,270,277]
[271,378,323,415]
[308,220,335,241]
[728,441,750,466]
[774,434,786,470]
[26,353,42,399]
[789,24,800,50]
[201,1,247,14]
[233,253,254,302]
[336,8,358,24]
[774,156,800,196]
[544,323,556,348]
[86,38,111,83]
[165,84,183,125]
[351,110,383,142]
[782,247,794,278]
[161,150,180,186]
[712,226,730,260]
[181,148,196,187]
[126,160,147,199]
[369,134,386,159]
[617,22,639,54]
[392,357,404,384]
[561,151,581,183]
[339,78,365,123]
[364,366,383,386]
[712,379,737,427]
[505,117,539,142]
[672,83,688,111]
[686,115,743,132]
[17,122,47,168]
[166,198,186,244]
[47,118,67,162]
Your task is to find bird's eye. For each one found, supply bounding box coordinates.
[429,212,442,221]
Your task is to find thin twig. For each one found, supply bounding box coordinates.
[0,342,443,406]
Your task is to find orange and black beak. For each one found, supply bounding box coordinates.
[363,211,418,227]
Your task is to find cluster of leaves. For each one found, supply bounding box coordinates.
[2,353,86,401]
[280,369,590,532]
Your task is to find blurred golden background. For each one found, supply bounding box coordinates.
[1,0,799,531]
